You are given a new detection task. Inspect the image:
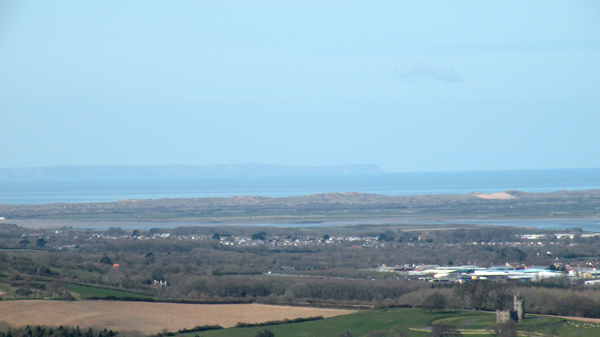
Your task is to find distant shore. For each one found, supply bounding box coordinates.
[2,189,599,223]
[9,217,600,232]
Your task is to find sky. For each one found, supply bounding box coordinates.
[1,1,599,172]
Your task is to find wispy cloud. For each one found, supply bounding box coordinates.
[396,60,462,83]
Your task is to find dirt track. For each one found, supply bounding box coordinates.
[0,300,355,334]
[539,314,600,324]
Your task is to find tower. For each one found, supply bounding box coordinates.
[513,292,524,322]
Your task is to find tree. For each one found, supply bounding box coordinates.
[251,232,267,240]
[429,323,462,337]
[255,329,274,337]
[490,283,514,310]
[47,281,70,299]
[454,281,491,310]
[377,233,394,241]
[100,256,112,265]
[35,238,47,247]
[149,228,162,235]
[212,233,221,240]
[555,295,599,317]
[421,292,447,313]
[105,227,125,236]
[323,234,330,241]
[131,230,141,237]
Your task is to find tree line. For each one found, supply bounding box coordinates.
[0,325,119,337]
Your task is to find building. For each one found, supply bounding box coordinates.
[496,293,524,323]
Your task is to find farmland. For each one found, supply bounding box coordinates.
[3,301,598,337]
[0,301,354,334]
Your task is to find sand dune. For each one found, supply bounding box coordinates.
[473,192,516,200]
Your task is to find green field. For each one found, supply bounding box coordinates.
[67,284,154,299]
[176,308,594,337]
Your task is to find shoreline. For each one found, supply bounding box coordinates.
[7,217,600,232]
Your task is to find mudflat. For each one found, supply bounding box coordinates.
[0,300,355,334]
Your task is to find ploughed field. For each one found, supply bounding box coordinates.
[0,300,355,334]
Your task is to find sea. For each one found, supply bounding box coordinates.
[2,168,600,231]
[1,168,599,205]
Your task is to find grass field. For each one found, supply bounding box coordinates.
[67,284,154,299]
[180,308,595,337]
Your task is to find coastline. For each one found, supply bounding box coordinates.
[8,217,600,232]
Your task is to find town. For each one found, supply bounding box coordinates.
[26,224,600,286]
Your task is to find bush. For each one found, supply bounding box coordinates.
[236,316,323,328]
[255,330,274,337]
[15,288,33,297]
[152,325,223,337]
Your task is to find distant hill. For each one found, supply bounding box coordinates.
[0,164,385,180]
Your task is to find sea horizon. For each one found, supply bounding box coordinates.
[1,168,599,205]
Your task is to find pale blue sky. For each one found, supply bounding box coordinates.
[1,1,599,172]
